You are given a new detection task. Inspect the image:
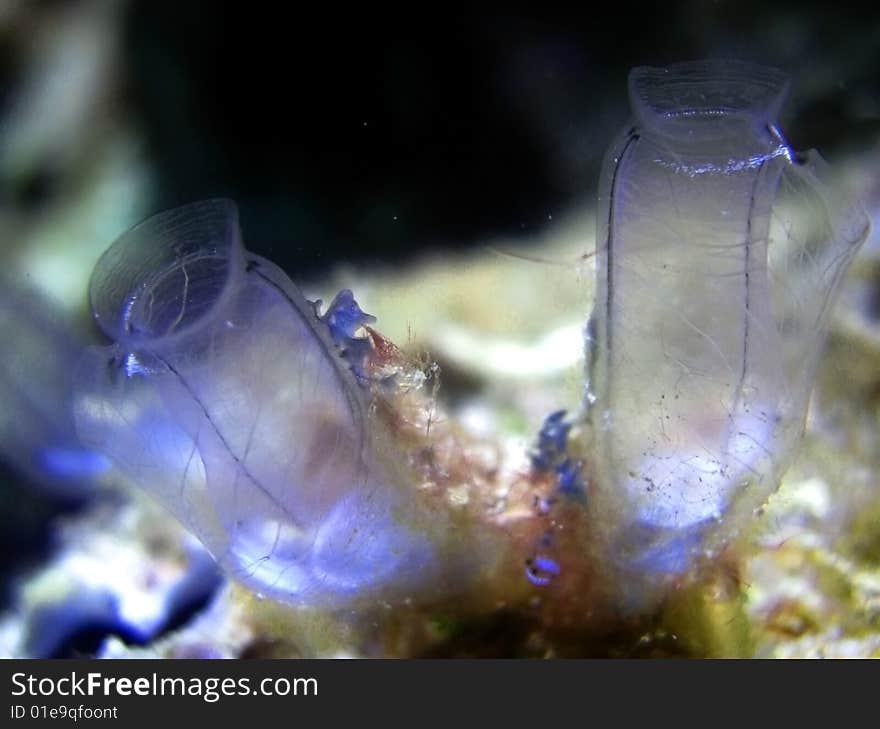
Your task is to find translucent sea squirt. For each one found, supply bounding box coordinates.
[587,60,870,584]
[73,200,494,609]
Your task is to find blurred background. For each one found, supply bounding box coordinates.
[0,0,878,657]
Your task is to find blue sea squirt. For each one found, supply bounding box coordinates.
[73,200,507,610]
[71,60,870,626]
[582,60,870,598]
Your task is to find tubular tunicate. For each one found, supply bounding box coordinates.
[74,200,485,609]
[586,60,870,583]
[68,62,869,618]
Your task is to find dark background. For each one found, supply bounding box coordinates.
[123,3,880,275]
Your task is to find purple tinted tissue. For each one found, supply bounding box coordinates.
[586,60,870,584]
[70,61,870,618]
[73,200,479,609]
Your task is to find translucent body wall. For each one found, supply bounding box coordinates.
[586,61,870,587]
[73,200,494,609]
[62,62,871,618]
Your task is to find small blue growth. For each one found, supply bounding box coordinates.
[322,289,377,341]
[525,556,561,586]
[530,410,586,502]
[320,289,378,381]
[555,459,586,501]
[531,410,570,471]
[526,411,589,587]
